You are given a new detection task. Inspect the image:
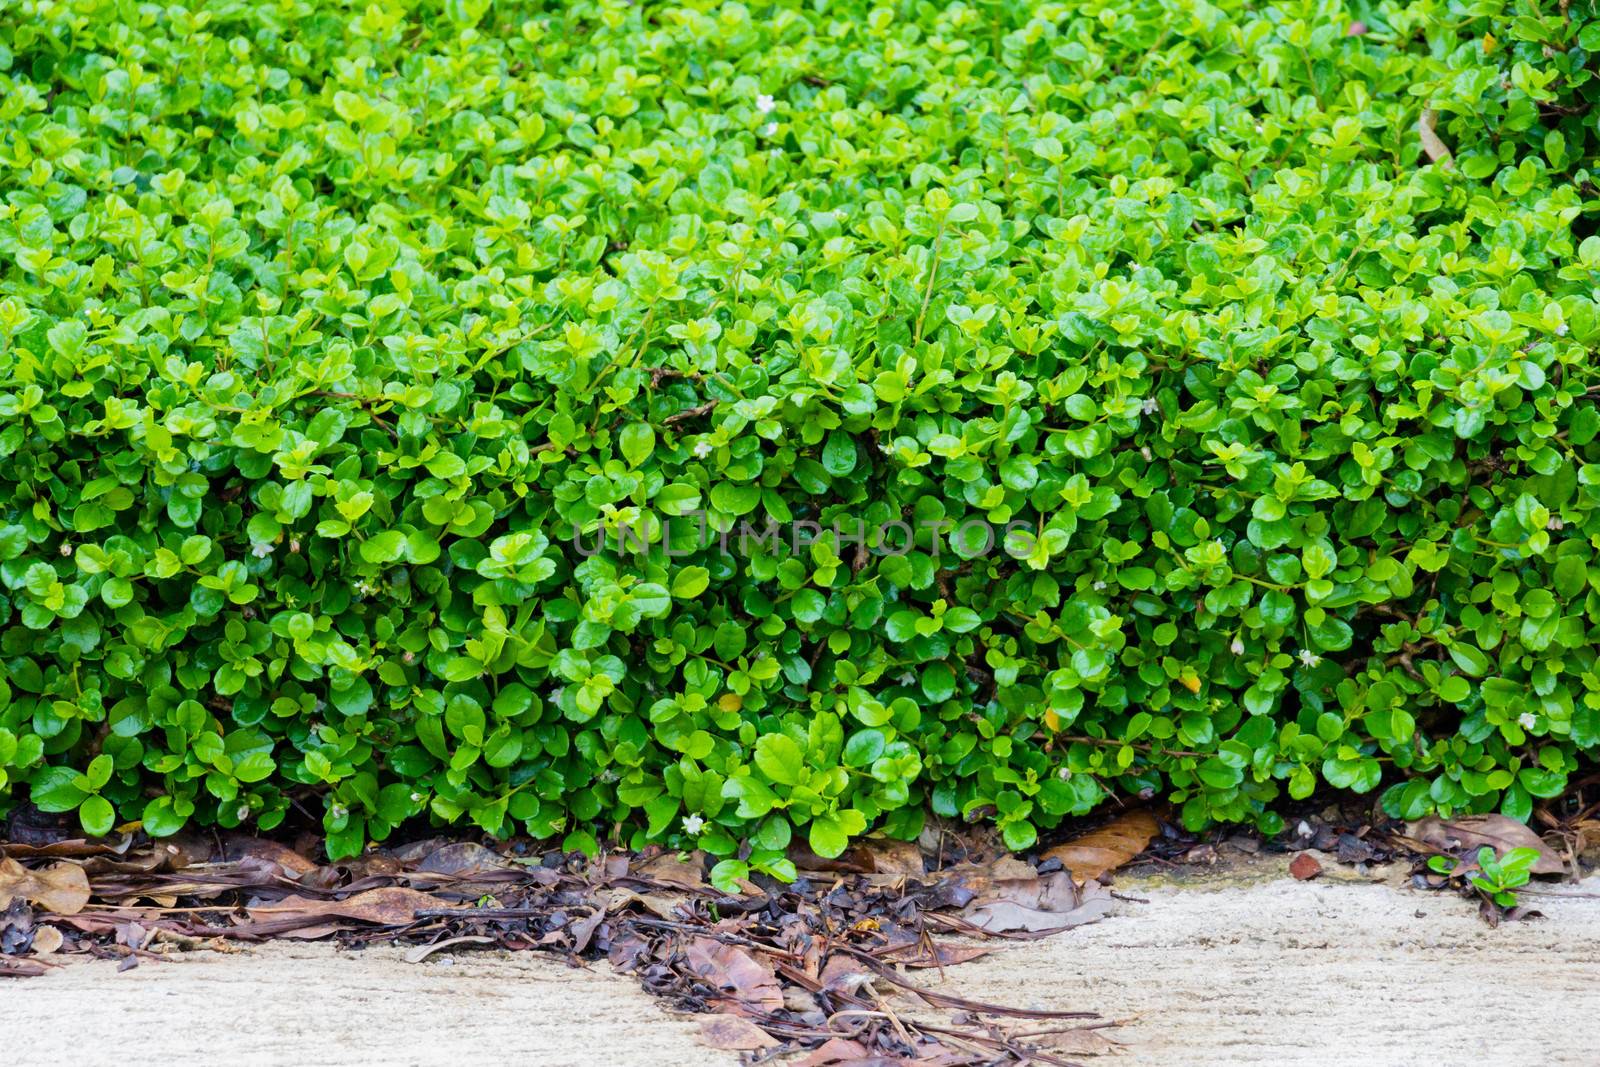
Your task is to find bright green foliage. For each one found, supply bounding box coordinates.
[2,1,1599,862]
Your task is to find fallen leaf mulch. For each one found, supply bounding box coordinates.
[0,816,1161,1063]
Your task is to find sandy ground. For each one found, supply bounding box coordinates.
[936,856,1600,1067]
[4,854,1598,1067]
[4,939,738,1067]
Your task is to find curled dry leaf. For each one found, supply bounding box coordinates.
[245,887,451,927]
[1019,1026,1125,1057]
[681,937,785,1016]
[881,938,992,969]
[1406,815,1565,875]
[0,838,131,860]
[696,1014,780,1051]
[223,836,318,877]
[860,838,927,880]
[960,871,1114,934]
[0,858,91,916]
[1417,107,1454,168]
[404,935,496,964]
[629,850,708,891]
[793,1037,872,1067]
[414,842,517,878]
[1041,811,1159,884]
[0,956,50,978]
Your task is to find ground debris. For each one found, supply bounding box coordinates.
[0,833,1121,1063]
[1041,811,1159,885]
[1400,815,1566,876]
[1288,853,1323,881]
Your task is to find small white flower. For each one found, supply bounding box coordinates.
[898,671,916,685]
[761,122,777,137]
[251,541,275,558]
[1128,262,1141,274]
[683,814,705,835]
[1141,397,1159,415]
[1230,637,1245,655]
[693,440,713,459]
[1548,516,1564,531]
[1057,767,1072,781]
[329,803,349,821]
[1092,580,1108,591]
[756,93,776,114]
[409,792,425,804]
[1140,446,1153,461]
[1298,649,1321,668]
[59,542,73,557]
[1556,322,1569,336]
[1296,820,1312,837]
[235,805,251,822]
[1518,712,1538,731]
[879,443,892,454]
[549,687,565,704]
[1254,123,1264,134]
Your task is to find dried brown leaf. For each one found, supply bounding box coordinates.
[860,838,927,879]
[1,838,131,860]
[793,1038,872,1067]
[404,935,496,963]
[682,937,784,1015]
[630,850,708,890]
[1407,815,1565,875]
[0,858,91,915]
[1417,108,1454,169]
[1040,811,1158,884]
[940,855,1036,896]
[602,887,690,921]
[245,887,450,926]
[696,1014,779,1051]
[415,842,514,877]
[298,854,408,890]
[223,836,318,876]
[961,874,1114,934]
[882,939,992,969]
[0,956,50,978]
[1027,1026,1124,1056]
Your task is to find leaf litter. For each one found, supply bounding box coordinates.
[0,813,1169,1063]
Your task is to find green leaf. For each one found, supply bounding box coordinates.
[29,767,88,813]
[808,809,867,858]
[754,734,803,786]
[1001,819,1037,851]
[1448,644,1492,678]
[671,566,710,598]
[619,423,655,467]
[79,794,115,837]
[821,431,857,477]
[141,797,186,838]
[360,530,409,563]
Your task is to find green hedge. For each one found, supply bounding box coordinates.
[3,0,1600,872]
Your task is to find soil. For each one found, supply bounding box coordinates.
[5,852,1597,1067]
